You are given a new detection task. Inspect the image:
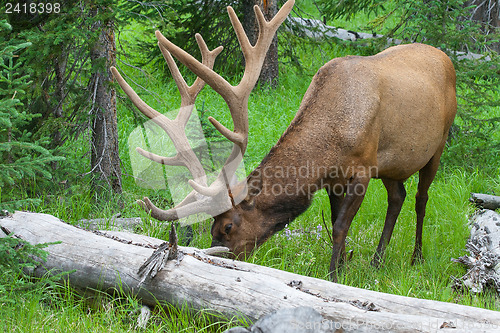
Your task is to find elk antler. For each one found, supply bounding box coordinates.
[155,0,295,196]
[113,0,294,221]
[111,35,223,220]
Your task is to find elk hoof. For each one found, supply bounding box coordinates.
[411,250,423,265]
[328,270,339,283]
[370,254,383,269]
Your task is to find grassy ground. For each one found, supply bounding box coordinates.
[2,2,500,332]
[3,69,499,332]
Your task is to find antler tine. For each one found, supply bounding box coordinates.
[139,187,232,221]
[159,33,223,111]
[155,31,233,100]
[253,0,295,48]
[191,34,224,99]
[159,44,194,108]
[138,194,194,221]
[227,0,294,68]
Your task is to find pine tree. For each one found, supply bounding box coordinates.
[0,20,63,212]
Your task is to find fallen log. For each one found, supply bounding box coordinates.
[77,215,143,230]
[288,17,491,61]
[1,211,500,332]
[470,193,500,210]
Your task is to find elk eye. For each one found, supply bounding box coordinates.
[224,223,233,235]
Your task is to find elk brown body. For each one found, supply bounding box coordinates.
[113,0,456,282]
[211,43,457,280]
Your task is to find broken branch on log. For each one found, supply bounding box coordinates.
[137,222,182,286]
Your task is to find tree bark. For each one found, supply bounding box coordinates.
[2,211,500,332]
[50,44,68,170]
[89,7,122,194]
[243,0,279,88]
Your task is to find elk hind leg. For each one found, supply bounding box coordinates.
[412,148,444,264]
[371,179,406,268]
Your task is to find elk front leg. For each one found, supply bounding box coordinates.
[412,145,443,264]
[329,176,370,282]
[328,188,344,223]
[371,179,406,268]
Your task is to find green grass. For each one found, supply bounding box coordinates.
[3,1,500,331]
[0,280,245,332]
[5,168,496,332]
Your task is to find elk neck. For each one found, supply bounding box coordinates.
[245,109,348,231]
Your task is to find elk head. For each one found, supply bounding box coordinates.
[209,168,307,258]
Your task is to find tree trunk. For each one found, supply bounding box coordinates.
[51,44,67,170]
[2,211,500,333]
[243,0,279,88]
[89,7,122,194]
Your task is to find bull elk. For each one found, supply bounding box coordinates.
[111,0,457,281]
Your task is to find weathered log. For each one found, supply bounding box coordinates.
[288,17,491,61]
[453,209,500,293]
[224,307,337,333]
[77,215,143,230]
[1,211,500,332]
[470,193,500,210]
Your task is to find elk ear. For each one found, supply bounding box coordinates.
[228,181,248,206]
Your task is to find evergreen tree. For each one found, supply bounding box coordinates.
[4,1,175,196]
[0,20,63,212]
[6,1,126,195]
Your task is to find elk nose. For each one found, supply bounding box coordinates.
[211,239,224,247]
